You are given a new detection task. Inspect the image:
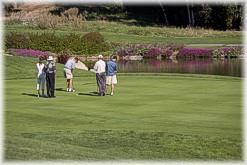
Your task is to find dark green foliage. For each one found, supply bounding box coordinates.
[81,31,109,54]
[82,31,104,44]
[29,32,62,53]
[57,50,72,64]
[5,32,109,55]
[5,32,31,49]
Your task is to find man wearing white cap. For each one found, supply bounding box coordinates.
[94,55,106,96]
[44,56,56,98]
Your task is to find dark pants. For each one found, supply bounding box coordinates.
[46,73,55,97]
[96,73,106,96]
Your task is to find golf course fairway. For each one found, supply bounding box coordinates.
[4,74,243,161]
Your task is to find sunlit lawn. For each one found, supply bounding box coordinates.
[4,73,242,161]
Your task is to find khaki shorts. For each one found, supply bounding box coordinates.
[106,75,117,85]
[64,68,73,79]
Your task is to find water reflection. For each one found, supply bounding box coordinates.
[117,58,242,77]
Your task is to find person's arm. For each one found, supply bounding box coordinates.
[105,63,108,72]
[53,62,56,75]
[115,63,118,73]
[71,61,75,72]
[94,62,98,71]
[43,63,47,73]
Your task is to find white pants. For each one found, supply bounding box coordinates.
[37,74,45,90]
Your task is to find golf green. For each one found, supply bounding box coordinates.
[4,75,243,160]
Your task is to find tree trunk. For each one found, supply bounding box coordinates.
[187,3,191,26]
[159,2,169,26]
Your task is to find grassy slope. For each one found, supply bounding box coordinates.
[4,22,243,44]
[4,56,243,161]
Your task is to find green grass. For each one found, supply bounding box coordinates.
[4,56,243,161]
[4,21,243,44]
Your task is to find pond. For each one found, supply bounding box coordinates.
[116,58,243,77]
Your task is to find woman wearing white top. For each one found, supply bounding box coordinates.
[36,59,45,97]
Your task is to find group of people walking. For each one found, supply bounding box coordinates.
[36,54,118,98]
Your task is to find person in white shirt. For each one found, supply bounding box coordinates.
[36,59,45,97]
[94,55,106,96]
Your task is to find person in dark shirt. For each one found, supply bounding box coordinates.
[44,56,56,98]
[105,56,118,96]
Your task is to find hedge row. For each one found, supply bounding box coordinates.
[4,32,111,55]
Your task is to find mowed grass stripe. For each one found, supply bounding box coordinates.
[5,130,242,161]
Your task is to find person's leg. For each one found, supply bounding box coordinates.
[68,79,75,92]
[64,69,68,92]
[68,70,74,92]
[69,79,73,89]
[46,75,50,98]
[111,75,117,96]
[101,73,106,96]
[37,77,41,97]
[50,74,55,97]
[105,76,109,94]
[41,76,45,96]
[96,73,103,96]
[105,84,109,93]
[66,79,69,91]
[96,74,100,94]
[111,84,114,95]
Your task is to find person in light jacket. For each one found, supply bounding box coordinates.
[63,57,79,92]
[94,55,106,96]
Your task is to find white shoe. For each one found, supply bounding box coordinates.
[110,92,113,96]
[69,89,75,92]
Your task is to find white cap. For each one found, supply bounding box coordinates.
[47,56,53,61]
[98,54,103,59]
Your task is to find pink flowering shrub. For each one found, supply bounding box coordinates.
[115,43,185,57]
[143,47,163,58]
[176,48,214,58]
[177,47,243,59]
[8,49,53,60]
[161,50,174,58]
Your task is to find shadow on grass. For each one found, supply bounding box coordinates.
[21,93,37,97]
[55,88,66,92]
[82,82,96,85]
[77,92,99,97]
[22,93,50,98]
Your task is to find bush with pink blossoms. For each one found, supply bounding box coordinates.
[176,48,214,58]
[177,47,243,59]
[115,43,185,57]
[8,49,53,60]
[143,47,163,58]
[161,49,174,58]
